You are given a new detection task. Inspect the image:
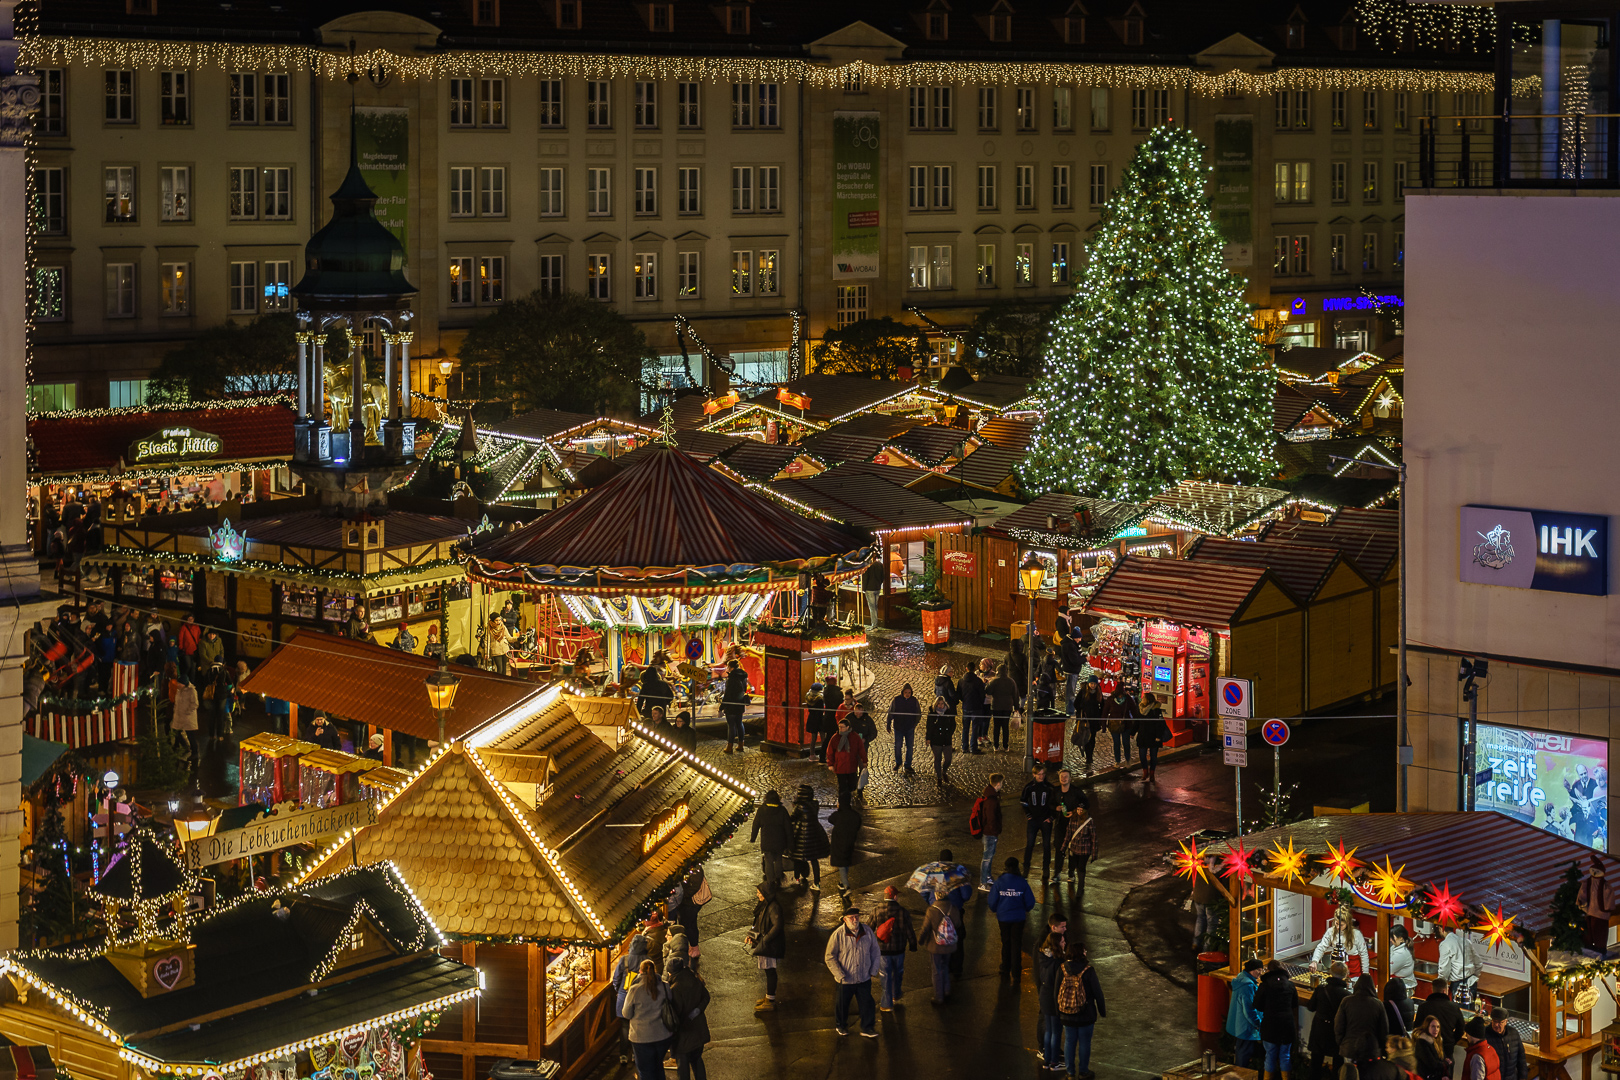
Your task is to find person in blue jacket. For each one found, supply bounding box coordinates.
[1226,957,1265,1068]
[987,856,1037,982]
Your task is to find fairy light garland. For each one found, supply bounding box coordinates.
[625,717,758,799]
[1354,0,1495,54]
[28,394,295,422]
[87,547,465,587]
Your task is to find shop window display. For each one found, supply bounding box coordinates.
[546,944,599,1022]
[282,586,318,620]
[889,540,925,590]
[158,569,194,604]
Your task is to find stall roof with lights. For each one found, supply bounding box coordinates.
[1083,552,1301,627]
[764,465,970,534]
[28,401,295,482]
[995,492,1151,550]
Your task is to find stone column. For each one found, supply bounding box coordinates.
[348,327,365,456]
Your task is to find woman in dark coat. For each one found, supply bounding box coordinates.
[638,664,674,718]
[1135,693,1171,781]
[665,957,711,1080]
[1383,976,1410,1037]
[786,784,830,890]
[827,791,861,896]
[1255,961,1301,1078]
[748,881,786,1012]
[669,711,698,753]
[1306,962,1352,1080]
[805,686,831,764]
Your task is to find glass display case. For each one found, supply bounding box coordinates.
[238,732,318,806]
[545,945,599,1024]
[297,749,372,807]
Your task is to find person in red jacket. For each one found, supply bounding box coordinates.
[827,716,867,801]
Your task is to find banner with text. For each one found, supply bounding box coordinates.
[355,107,410,265]
[183,801,378,868]
[832,111,880,278]
[1212,114,1254,267]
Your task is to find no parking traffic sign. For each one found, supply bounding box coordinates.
[1261,719,1290,747]
[1216,677,1252,719]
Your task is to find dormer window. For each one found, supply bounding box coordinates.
[1059,15,1083,42]
[555,0,579,28]
[1338,23,1355,49]
[471,0,498,25]
[723,3,749,33]
[646,2,672,29]
[989,10,1012,41]
[1122,14,1142,44]
[126,0,154,14]
[1286,19,1305,48]
[927,10,947,38]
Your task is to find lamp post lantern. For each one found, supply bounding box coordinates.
[424,664,462,748]
[1017,550,1046,775]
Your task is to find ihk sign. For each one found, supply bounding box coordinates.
[1460,505,1609,596]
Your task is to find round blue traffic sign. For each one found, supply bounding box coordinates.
[1222,682,1245,708]
[1262,719,1290,747]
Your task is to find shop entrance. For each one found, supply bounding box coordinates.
[986,536,1018,630]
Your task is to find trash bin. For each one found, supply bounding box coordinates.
[1031,708,1066,763]
[920,600,953,646]
[488,1060,560,1080]
[1196,952,1230,1033]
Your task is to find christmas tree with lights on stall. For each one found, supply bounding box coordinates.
[1021,126,1274,501]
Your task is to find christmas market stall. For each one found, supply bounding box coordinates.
[431,408,662,507]
[1194,813,1619,1080]
[0,832,479,1080]
[296,686,754,1080]
[695,374,941,444]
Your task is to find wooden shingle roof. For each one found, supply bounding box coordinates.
[1185,536,1355,603]
[1083,554,1297,626]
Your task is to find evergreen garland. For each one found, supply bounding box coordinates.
[1021,126,1275,501]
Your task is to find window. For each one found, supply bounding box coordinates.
[677,83,700,128]
[976,244,995,287]
[758,249,778,295]
[1274,161,1310,202]
[160,71,188,125]
[1363,91,1379,131]
[1362,233,1378,271]
[731,167,777,212]
[758,83,778,127]
[932,245,952,288]
[540,254,564,297]
[160,262,190,315]
[262,74,290,124]
[1340,23,1355,49]
[229,260,258,313]
[109,379,151,407]
[104,70,134,123]
[540,167,564,216]
[539,80,563,127]
[1131,88,1147,129]
[1362,161,1379,202]
[648,3,671,30]
[931,165,952,210]
[448,257,473,306]
[909,246,930,291]
[731,249,752,295]
[634,82,657,128]
[726,4,748,33]
[1089,87,1110,131]
[978,87,998,131]
[677,252,699,297]
[1394,231,1404,269]
[1330,161,1347,202]
[1331,90,1346,130]
[587,254,610,299]
[1394,161,1408,200]
[475,0,499,24]
[1060,13,1084,42]
[27,384,76,411]
[30,168,65,234]
[480,167,506,216]
[229,73,256,124]
[229,166,258,219]
[263,260,291,310]
[1394,92,1408,131]
[1290,235,1310,275]
[105,263,134,316]
[556,0,578,27]
[1051,242,1069,284]
[1122,14,1142,44]
[926,9,947,38]
[1285,20,1304,48]
[1051,165,1071,209]
[677,167,700,213]
[479,78,505,127]
[909,166,928,210]
[1052,87,1072,131]
[449,166,474,217]
[1275,91,1310,129]
[843,70,864,93]
[1088,163,1108,207]
[1015,87,1035,131]
[1015,242,1033,286]
[104,166,135,223]
[835,284,867,327]
[988,10,1011,40]
[1272,235,1287,273]
[1330,232,1346,273]
[587,81,610,128]
[479,256,504,303]
[450,80,474,126]
[733,83,778,128]
[32,267,65,321]
[1014,164,1034,209]
[259,167,291,219]
[734,82,753,128]
[909,86,952,131]
[587,168,610,215]
[634,168,658,214]
[40,69,65,135]
[977,165,997,210]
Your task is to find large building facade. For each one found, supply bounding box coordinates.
[24,0,1479,409]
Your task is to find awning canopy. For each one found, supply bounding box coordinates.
[29,401,295,481]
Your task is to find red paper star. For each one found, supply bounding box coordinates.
[1321,839,1362,883]
[1473,905,1517,951]
[1222,839,1256,880]
[1426,881,1465,926]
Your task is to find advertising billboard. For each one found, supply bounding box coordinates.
[831,111,880,278]
[1460,505,1609,596]
[1473,721,1608,851]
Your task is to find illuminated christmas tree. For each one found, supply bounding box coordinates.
[1021,126,1274,501]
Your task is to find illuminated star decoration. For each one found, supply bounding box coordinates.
[1366,856,1415,906]
[1473,905,1517,951]
[1425,881,1466,926]
[1174,838,1207,882]
[1222,839,1257,881]
[1321,839,1362,883]
[1267,838,1308,886]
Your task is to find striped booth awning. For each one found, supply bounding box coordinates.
[27,661,139,748]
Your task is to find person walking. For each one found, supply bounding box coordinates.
[827,716,868,802]
[1076,680,1105,774]
[988,857,1037,981]
[1257,960,1300,1080]
[1136,694,1170,781]
[926,697,957,783]
[1103,688,1137,766]
[1060,630,1086,715]
[887,683,921,776]
[961,663,988,754]
[825,903,882,1038]
[1049,768,1089,878]
[828,791,861,898]
[987,663,1020,752]
[1035,931,1067,1072]
[1226,958,1265,1068]
[1020,763,1057,882]
[873,886,917,1011]
[1056,941,1106,1079]
[666,955,712,1080]
[1486,1007,1526,1080]
[1415,978,1466,1063]
[611,934,650,1064]
[621,959,673,1080]
[921,885,963,1004]
[1063,808,1098,888]
[862,559,884,629]
[748,881,786,1013]
[721,659,749,753]
[1306,961,1351,1080]
[749,791,791,886]
[671,865,706,974]
[934,664,959,724]
[786,784,830,892]
[1335,975,1391,1078]
[973,774,1005,889]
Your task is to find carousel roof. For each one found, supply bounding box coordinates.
[464,444,870,594]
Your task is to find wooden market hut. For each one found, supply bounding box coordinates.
[1209,813,1613,1080]
[297,689,752,1080]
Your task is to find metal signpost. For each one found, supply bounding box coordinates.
[1217,678,1254,833]
[1262,718,1291,814]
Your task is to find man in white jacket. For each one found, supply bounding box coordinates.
[825,905,881,1038]
[1438,926,1481,1006]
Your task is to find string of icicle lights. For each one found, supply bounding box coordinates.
[22,38,1494,95]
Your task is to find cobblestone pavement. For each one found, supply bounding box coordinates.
[691,629,1187,808]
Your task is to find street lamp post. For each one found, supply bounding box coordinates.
[1018,551,1045,775]
[424,662,462,748]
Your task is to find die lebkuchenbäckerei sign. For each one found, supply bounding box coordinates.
[639,798,690,861]
[129,427,224,465]
[1461,504,1609,596]
[183,801,379,869]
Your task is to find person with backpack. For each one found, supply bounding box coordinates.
[987,856,1037,981]
[825,902,882,1038]
[621,958,674,1080]
[611,934,650,1064]
[828,791,862,899]
[873,885,918,1011]
[786,784,830,892]
[1306,960,1352,1080]
[1021,763,1057,883]
[748,881,786,1013]
[1064,807,1098,888]
[665,953,712,1080]
[1056,940,1106,1078]
[1257,959,1301,1080]
[887,683,922,776]
[934,664,959,723]
[748,790,791,886]
[921,883,963,1004]
[1049,768,1090,879]
[972,774,1006,889]
[1035,931,1067,1072]
[926,696,957,784]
